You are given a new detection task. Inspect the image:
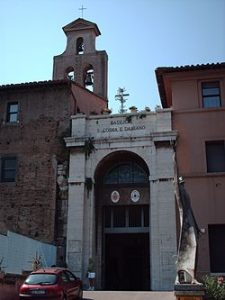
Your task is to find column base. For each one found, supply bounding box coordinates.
[174,284,205,300]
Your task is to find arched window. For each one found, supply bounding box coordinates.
[84,65,94,92]
[76,37,84,54]
[104,162,149,184]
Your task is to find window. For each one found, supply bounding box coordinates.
[1,157,17,182]
[206,141,225,173]
[202,81,221,108]
[7,102,18,122]
[65,270,77,281]
[113,206,126,227]
[104,205,149,228]
[209,224,225,273]
[129,206,142,227]
[104,162,149,184]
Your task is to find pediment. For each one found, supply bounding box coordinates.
[63,18,101,36]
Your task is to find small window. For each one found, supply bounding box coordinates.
[206,141,225,173]
[1,157,17,182]
[104,207,111,228]
[202,81,221,108]
[129,206,142,227]
[7,102,18,122]
[113,206,126,227]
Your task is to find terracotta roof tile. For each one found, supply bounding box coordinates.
[0,80,70,91]
[155,62,225,73]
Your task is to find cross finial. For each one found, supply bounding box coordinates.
[79,5,87,18]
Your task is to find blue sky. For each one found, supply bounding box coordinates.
[1,0,225,113]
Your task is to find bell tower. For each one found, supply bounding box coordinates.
[53,18,108,99]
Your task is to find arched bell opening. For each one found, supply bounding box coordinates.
[65,67,75,81]
[83,65,94,92]
[76,37,84,54]
[94,151,151,291]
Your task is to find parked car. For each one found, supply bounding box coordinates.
[19,267,83,300]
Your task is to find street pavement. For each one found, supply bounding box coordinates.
[83,291,176,300]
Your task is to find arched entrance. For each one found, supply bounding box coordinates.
[95,151,150,291]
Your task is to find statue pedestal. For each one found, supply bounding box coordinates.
[174,284,205,300]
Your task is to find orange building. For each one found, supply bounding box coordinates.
[156,62,225,278]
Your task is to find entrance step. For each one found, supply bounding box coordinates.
[84,291,176,300]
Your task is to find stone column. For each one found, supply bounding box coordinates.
[66,151,86,279]
[150,141,177,290]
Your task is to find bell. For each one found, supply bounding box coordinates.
[85,73,93,86]
[77,43,84,53]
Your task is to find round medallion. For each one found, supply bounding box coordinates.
[111,190,120,203]
[131,190,140,202]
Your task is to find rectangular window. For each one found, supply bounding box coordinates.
[6,102,18,122]
[104,207,111,228]
[104,205,149,229]
[113,206,126,227]
[202,81,221,108]
[209,224,225,273]
[1,157,17,182]
[129,206,142,227]
[206,141,225,173]
[143,206,149,227]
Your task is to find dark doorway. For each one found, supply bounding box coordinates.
[104,233,150,291]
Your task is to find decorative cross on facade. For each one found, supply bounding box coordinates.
[79,5,87,18]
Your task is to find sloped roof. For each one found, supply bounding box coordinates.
[155,62,225,108]
[62,18,101,36]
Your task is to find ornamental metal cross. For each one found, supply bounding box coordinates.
[79,5,87,18]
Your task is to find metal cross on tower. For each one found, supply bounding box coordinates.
[79,5,87,18]
[115,87,130,114]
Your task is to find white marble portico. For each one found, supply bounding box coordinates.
[65,109,178,291]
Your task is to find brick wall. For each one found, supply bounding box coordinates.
[0,81,73,244]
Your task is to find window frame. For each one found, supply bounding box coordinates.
[201,81,221,108]
[104,162,149,185]
[0,156,17,182]
[6,101,19,123]
[104,205,149,230]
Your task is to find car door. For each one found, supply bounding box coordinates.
[64,270,80,299]
[60,271,72,299]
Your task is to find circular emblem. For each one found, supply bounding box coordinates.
[111,190,120,203]
[131,190,140,202]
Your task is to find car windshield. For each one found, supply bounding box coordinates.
[25,274,57,285]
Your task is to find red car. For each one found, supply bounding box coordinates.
[19,267,83,300]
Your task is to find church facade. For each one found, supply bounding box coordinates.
[65,110,177,290]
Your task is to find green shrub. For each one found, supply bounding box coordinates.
[203,275,225,300]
